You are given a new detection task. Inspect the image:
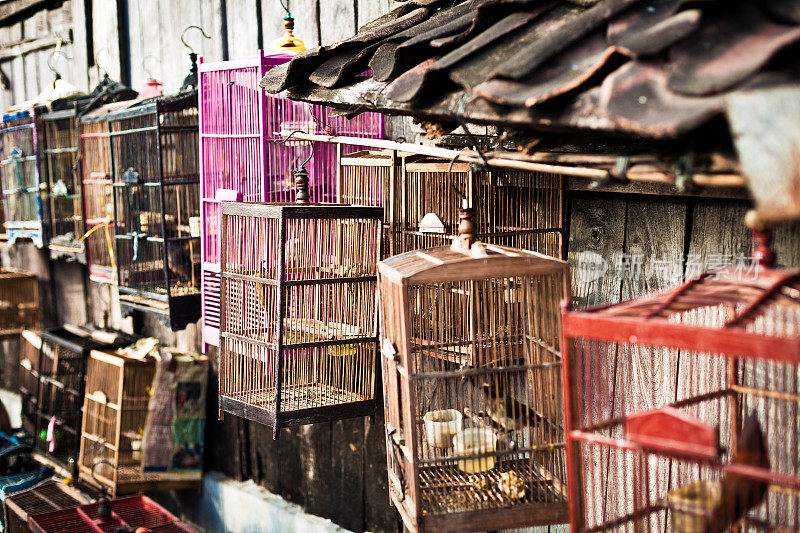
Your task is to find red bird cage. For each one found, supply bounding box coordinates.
[28,494,195,533]
[562,260,800,531]
[198,51,384,349]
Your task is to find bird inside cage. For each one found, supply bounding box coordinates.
[167,240,197,293]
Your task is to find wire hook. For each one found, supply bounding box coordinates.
[278,130,314,169]
[454,94,491,170]
[47,40,71,78]
[447,152,467,202]
[280,0,291,17]
[142,55,159,79]
[94,47,111,79]
[181,25,211,54]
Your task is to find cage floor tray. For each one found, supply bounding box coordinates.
[225,383,367,412]
[417,459,566,516]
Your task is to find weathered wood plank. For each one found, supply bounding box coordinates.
[567,194,627,308]
[291,0,321,49]
[225,0,260,60]
[199,0,224,62]
[90,0,122,85]
[300,422,335,522]
[772,220,800,268]
[330,418,364,531]
[260,0,286,50]
[363,412,400,533]
[276,426,306,506]
[357,0,391,31]
[319,0,355,46]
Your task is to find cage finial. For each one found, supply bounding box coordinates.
[745,209,775,269]
[451,199,487,256]
[294,164,310,204]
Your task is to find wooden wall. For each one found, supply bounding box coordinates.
[1,3,799,533]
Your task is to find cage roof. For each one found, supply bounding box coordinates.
[582,268,800,330]
[378,242,568,285]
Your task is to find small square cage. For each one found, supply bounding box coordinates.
[561,255,800,531]
[199,51,385,348]
[41,108,83,260]
[0,270,38,339]
[400,158,564,258]
[108,92,200,330]
[218,198,382,437]
[3,479,88,533]
[23,326,136,476]
[80,102,125,283]
[28,495,195,533]
[377,211,571,532]
[0,109,47,247]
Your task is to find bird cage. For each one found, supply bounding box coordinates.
[78,349,199,496]
[41,108,83,260]
[28,494,195,533]
[377,211,571,532]
[108,91,200,330]
[3,479,87,533]
[0,109,47,247]
[198,51,385,348]
[24,326,136,475]
[80,102,126,283]
[218,197,382,437]
[0,270,38,339]
[561,260,800,531]
[400,158,564,258]
[19,330,41,432]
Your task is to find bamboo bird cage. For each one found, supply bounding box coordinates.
[399,158,564,258]
[20,326,136,476]
[78,349,200,496]
[108,91,200,330]
[377,209,570,532]
[561,248,800,531]
[0,109,47,247]
[41,108,83,260]
[80,102,127,283]
[218,197,382,437]
[2,479,88,533]
[198,51,384,349]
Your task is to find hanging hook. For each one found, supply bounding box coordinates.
[94,47,111,79]
[279,0,291,17]
[142,55,158,79]
[279,130,314,169]
[454,94,491,170]
[181,25,211,54]
[447,152,467,202]
[47,40,71,79]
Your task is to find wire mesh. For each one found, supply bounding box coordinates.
[378,244,570,531]
[218,202,381,430]
[563,270,800,532]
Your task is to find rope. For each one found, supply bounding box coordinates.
[79,217,116,269]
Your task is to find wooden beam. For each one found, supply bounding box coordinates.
[0,34,66,60]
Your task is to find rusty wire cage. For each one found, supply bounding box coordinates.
[108,91,200,330]
[41,108,83,260]
[80,103,124,283]
[562,265,800,532]
[400,158,564,257]
[377,220,571,532]
[0,109,47,247]
[218,201,382,436]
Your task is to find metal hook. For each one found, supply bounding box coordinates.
[280,0,291,17]
[47,40,71,78]
[142,55,158,79]
[181,25,211,54]
[454,94,491,170]
[94,47,111,78]
[278,130,314,169]
[447,152,467,202]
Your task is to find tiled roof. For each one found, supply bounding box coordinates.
[261,0,800,140]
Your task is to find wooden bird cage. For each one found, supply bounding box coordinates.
[80,102,124,283]
[562,265,800,532]
[0,270,38,340]
[20,326,136,476]
[41,108,83,260]
[78,349,200,496]
[0,109,47,247]
[3,479,88,533]
[400,158,564,258]
[108,92,200,330]
[198,52,385,350]
[377,216,571,532]
[218,200,382,436]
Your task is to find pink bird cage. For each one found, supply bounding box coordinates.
[198,50,384,349]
